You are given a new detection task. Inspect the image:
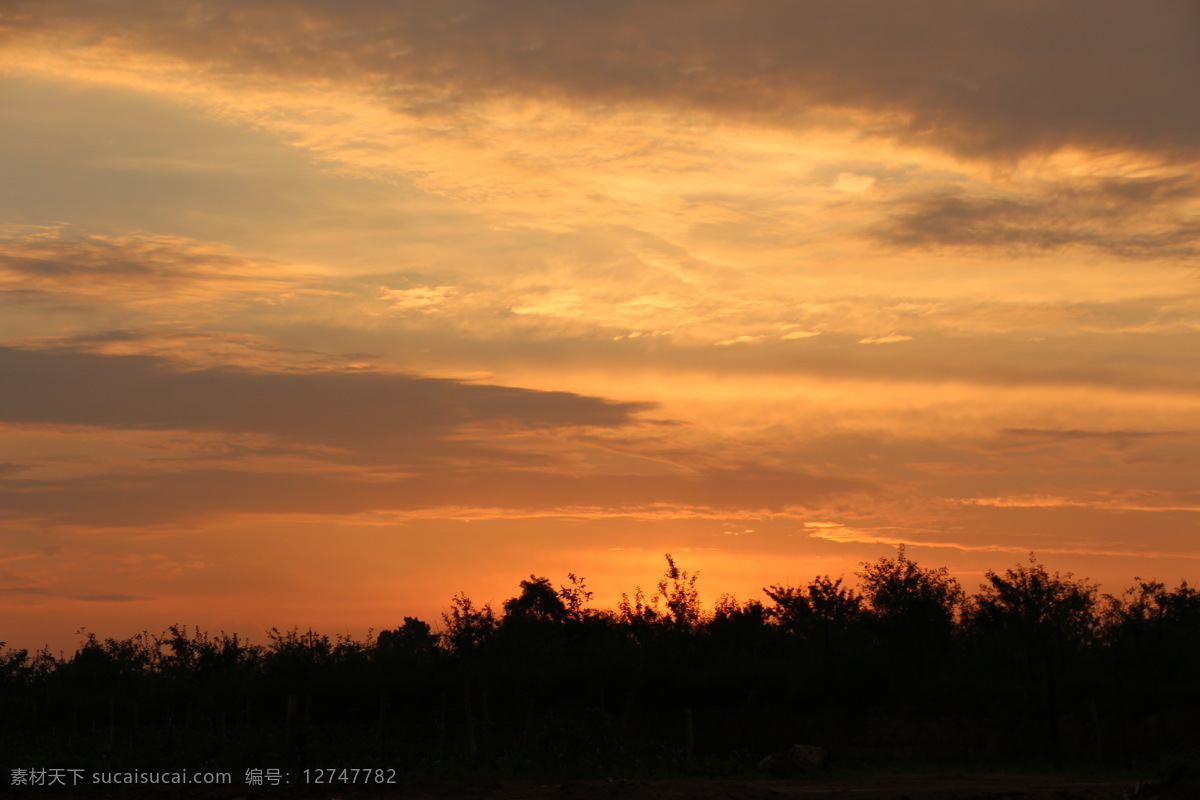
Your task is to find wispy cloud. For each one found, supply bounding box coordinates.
[805,525,1200,561]
[0,464,874,528]
[379,284,459,313]
[858,334,913,344]
[715,335,767,346]
[958,494,1200,514]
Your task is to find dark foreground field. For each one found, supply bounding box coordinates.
[369,773,1166,800]
[274,773,1175,800]
[8,772,1176,800]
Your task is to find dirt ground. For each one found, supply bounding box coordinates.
[14,772,1171,800]
[378,774,1164,800]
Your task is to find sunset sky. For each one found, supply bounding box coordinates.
[3,1,1199,654]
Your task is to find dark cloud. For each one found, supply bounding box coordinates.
[0,346,653,464]
[3,247,217,284]
[7,1,1200,162]
[0,234,290,297]
[0,586,149,602]
[875,177,1200,258]
[1001,428,1185,449]
[1003,428,1180,439]
[1094,175,1200,206]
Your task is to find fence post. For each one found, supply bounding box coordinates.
[285,693,297,750]
[1090,698,1104,765]
[684,707,694,761]
[463,682,478,758]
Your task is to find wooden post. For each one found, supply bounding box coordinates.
[684,707,694,761]
[1043,651,1063,771]
[463,683,478,758]
[1113,660,1131,769]
[285,693,297,750]
[1090,698,1104,765]
[107,698,115,747]
[438,691,447,742]
[737,688,756,751]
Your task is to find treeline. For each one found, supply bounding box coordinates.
[2,548,1199,778]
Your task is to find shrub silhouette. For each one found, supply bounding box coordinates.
[656,553,702,630]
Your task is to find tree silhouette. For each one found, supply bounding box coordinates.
[967,554,1099,770]
[764,575,861,638]
[971,553,1098,650]
[503,575,569,624]
[378,616,438,652]
[764,575,862,682]
[1102,577,1200,758]
[557,573,595,622]
[857,545,962,682]
[441,593,496,655]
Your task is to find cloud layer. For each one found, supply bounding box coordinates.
[8,1,1200,162]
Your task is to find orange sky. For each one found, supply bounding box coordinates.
[2,1,1199,655]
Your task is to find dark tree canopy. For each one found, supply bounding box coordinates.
[970,553,1099,648]
[857,544,963,626]
[763,575,861,638]
[503,575,570,624]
